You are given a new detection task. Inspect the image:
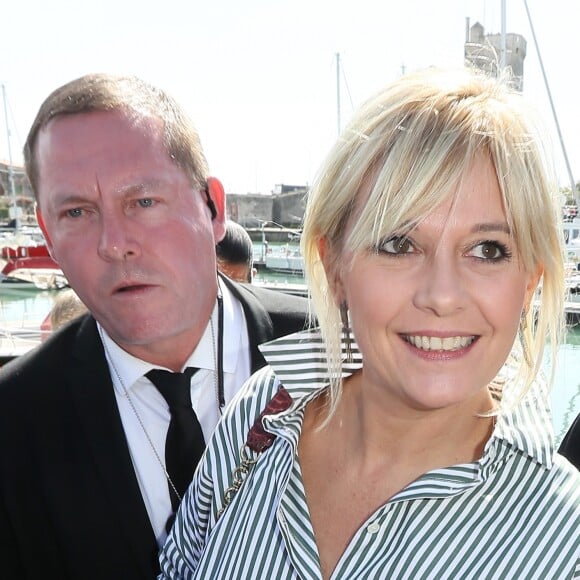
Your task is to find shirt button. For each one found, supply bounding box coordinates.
[367,521,380,534]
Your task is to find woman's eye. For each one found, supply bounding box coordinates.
[470,241,511,261]
[378,236,415,255]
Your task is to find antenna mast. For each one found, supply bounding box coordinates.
[1,83,18,229]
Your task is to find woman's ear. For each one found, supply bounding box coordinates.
[317,236,345,304]
[524,265,543,309]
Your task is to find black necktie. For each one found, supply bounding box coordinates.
[146,368,205,511]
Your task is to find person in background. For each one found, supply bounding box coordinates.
[0,73,309,580]
[161,68,579,579]
[50,288,88,330]
[216,220,256,283]
[559,412,580,469]
[40,288,88,340]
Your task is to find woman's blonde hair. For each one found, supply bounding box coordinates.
[302,67,564,420]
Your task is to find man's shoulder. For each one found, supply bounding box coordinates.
[0,315,91,396]
[239,283,309,314]
[223,278,312,339]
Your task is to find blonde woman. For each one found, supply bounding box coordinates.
[161,68,579,579]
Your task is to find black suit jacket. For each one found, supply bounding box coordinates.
[559,412,580,470]
[0,280,309,579]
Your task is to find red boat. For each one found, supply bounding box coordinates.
[0,244,67,290]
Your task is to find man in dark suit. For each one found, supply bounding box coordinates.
[0,74,310,579]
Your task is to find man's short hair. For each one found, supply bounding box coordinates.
[24,73,209,200]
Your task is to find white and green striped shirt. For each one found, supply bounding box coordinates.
[160,329,580,579]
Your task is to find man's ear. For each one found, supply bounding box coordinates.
[36,205,58,262]
[206,177,226,243]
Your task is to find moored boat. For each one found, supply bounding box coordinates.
[563,218,580,260]
[264,245,304,275]
[0,244,67,290]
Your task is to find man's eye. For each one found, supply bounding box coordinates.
[378,236,415,255]
[137,198,154,208]
[66,208,83,218]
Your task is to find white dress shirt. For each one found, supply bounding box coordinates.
[99,282,250,547]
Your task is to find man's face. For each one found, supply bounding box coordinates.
[35,109,224,369]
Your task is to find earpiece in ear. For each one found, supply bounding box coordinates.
[204,187,218,220]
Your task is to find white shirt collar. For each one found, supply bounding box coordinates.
[99,281,243,397]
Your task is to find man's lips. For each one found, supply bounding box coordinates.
[112,282,155,294]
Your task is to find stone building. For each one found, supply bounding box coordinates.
[464,21,527,91]
[0,161,35,224]
[226,184,308,231]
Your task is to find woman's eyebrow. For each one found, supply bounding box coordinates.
[471,222,511,235]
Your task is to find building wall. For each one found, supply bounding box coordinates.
[0,162,34,199]
[486,32,526,86]
[227,186,308,229]
[464,22,527,91]
[272,189,307,228]
[226,194,274,228]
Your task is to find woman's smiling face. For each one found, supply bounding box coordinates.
[334,154,539,414]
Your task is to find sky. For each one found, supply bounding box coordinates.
[1,0,579,196]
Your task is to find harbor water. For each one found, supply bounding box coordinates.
[0,287,578,446]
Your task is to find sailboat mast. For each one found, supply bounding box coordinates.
[500,0,507,70]
[522,0,579,205]
[1,84,18,229]
[336,52,341,135]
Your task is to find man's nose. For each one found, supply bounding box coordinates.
[97,210,140,262]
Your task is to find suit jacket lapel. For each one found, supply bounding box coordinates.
[69,317,158,575]
[220,276,273,373]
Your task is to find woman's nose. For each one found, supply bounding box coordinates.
[412,251,468,316]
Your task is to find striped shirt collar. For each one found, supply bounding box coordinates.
[259,328,555,470]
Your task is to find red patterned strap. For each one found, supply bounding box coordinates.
[217,386,293,519]
[246,387,292,453]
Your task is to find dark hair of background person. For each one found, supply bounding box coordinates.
[216,220,255,283]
